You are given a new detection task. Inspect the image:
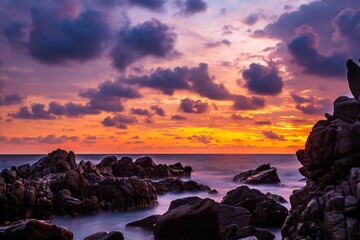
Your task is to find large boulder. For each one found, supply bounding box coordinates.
[126,215,160,230]
[221,186,288,227]
[152,177,211,194]
[222,225,274,240]
[154,198,221,240]
[233,164,280,184]
[0,219,73,240]
[83,231,124,240]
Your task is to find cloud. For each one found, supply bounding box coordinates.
[101,114,138,129]
[222,25,238,35]
[48,101,100,117]
[231,114,252,121]
[112,18,177,71]
[255,120,272,125]
[171,115,187,120]
[80,80,142,112]
[1,134,78,144]
[242,62,283,95]
[9,104,55,120]
[150,105,165,116]
[123,63,232,100]
[232,95,265,110]
[130,107,150,116]
[205,39,231,48]
[262,130,286,141]
[29,8,110,64]
[180,98,208,113]
[176,0,207,16]
[122,66,190,95]
[3,22,26,45]
[187,135,213,144]
[287,25,346,77]
[242,13,261,25]
[291,93,332,115]
[128,0,166,11]
[188,63,232,100]
[0,93,25,106]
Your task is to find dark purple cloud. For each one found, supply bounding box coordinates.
[2,134,78,144]
[29,8,110,64]
[171,115,187,120]
[242,13,261,25]
[101,114,138,129]
[222,25,238,35]
[242,62,283,95]
[287,26,346,77]
[130,107,150,116]
[177,0,207,16]
[48,101,100,117]
[94,0,166,11]
[0,93,25,106]
[188,63,232,100]
[254,120,272,125]
[112,18,177,71]
[123,67,190,95]
[262,130,286,141]
[187,135,213,144]
[9,104,55,120]
[180,98,208,113]
[150,105,165,116]
[3,22,25,44]
[232,95,265,110]
[291,93,332,115]
[231,114,252,120]
[80,80,142,112]
[205,39,231,48]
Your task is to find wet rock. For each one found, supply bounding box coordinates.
[135,156,156,168]
[233,164,280,184]
[223,225,274,240]
[83,231,124,240]
[154,198,221,240]
[0,219,73,240]
[153,177,211,194]
[126,215,160,230]
[209,189,218,194]
[221,186,288,227]
[265,192,287,203]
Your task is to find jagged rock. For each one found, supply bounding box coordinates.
[221,186,288,227]
[222,225,274,240]
[209,189,218,194]
[265,192,287,203]
[153,177,211,194]
[0,219,73,240]
[282,65,360,240]
[126,214,160,230]
[135,156,156,168]
[233,164,280,184]
[83,231,124,240]
[154,198,221,240]
[347,59,360,100]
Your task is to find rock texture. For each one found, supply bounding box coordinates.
[221,186,288,227]
[0,219,73,240]
[233,164,280,184]
[0,149,206,224]
[282,95,360,239]
[83,231,124,240]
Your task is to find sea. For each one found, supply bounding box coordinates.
[0,154,305,240]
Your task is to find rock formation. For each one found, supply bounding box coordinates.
[233,163,280,184]
[282,60,360,240]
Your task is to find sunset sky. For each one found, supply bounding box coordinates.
[0,0,359,154]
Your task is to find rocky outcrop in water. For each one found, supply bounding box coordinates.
[282,93,360,239]
[233,163,280,184]
[83,231,124,240]
[0,149,206,224]
[0,219,73,240]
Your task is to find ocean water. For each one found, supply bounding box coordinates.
[0,154,305,240]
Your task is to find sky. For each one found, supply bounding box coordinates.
[0,0,359,154]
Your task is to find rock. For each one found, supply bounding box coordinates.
[83,231,124,240]
[233,164,280,184]
[153,178,211,194]
[168,196,202,210]
[135,156,156,168]
[126,214,160,230]
[221,186,288,227]
[222,225,274,240]
[209,189,218,194]
[154,198,221,240]
[347,59,360,100]
[265,192,287,203]
[333,96,359,123]
[97,156,117,168]
[0,219,73,240]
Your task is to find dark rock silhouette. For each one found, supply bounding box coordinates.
[347,59,360,100]
[0,219,73,240]
[126,214,160,230]
[233,163,280,184]
[83,231,124,240]
[283,94,360,237]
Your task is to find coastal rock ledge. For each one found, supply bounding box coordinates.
[282,95,360,240]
